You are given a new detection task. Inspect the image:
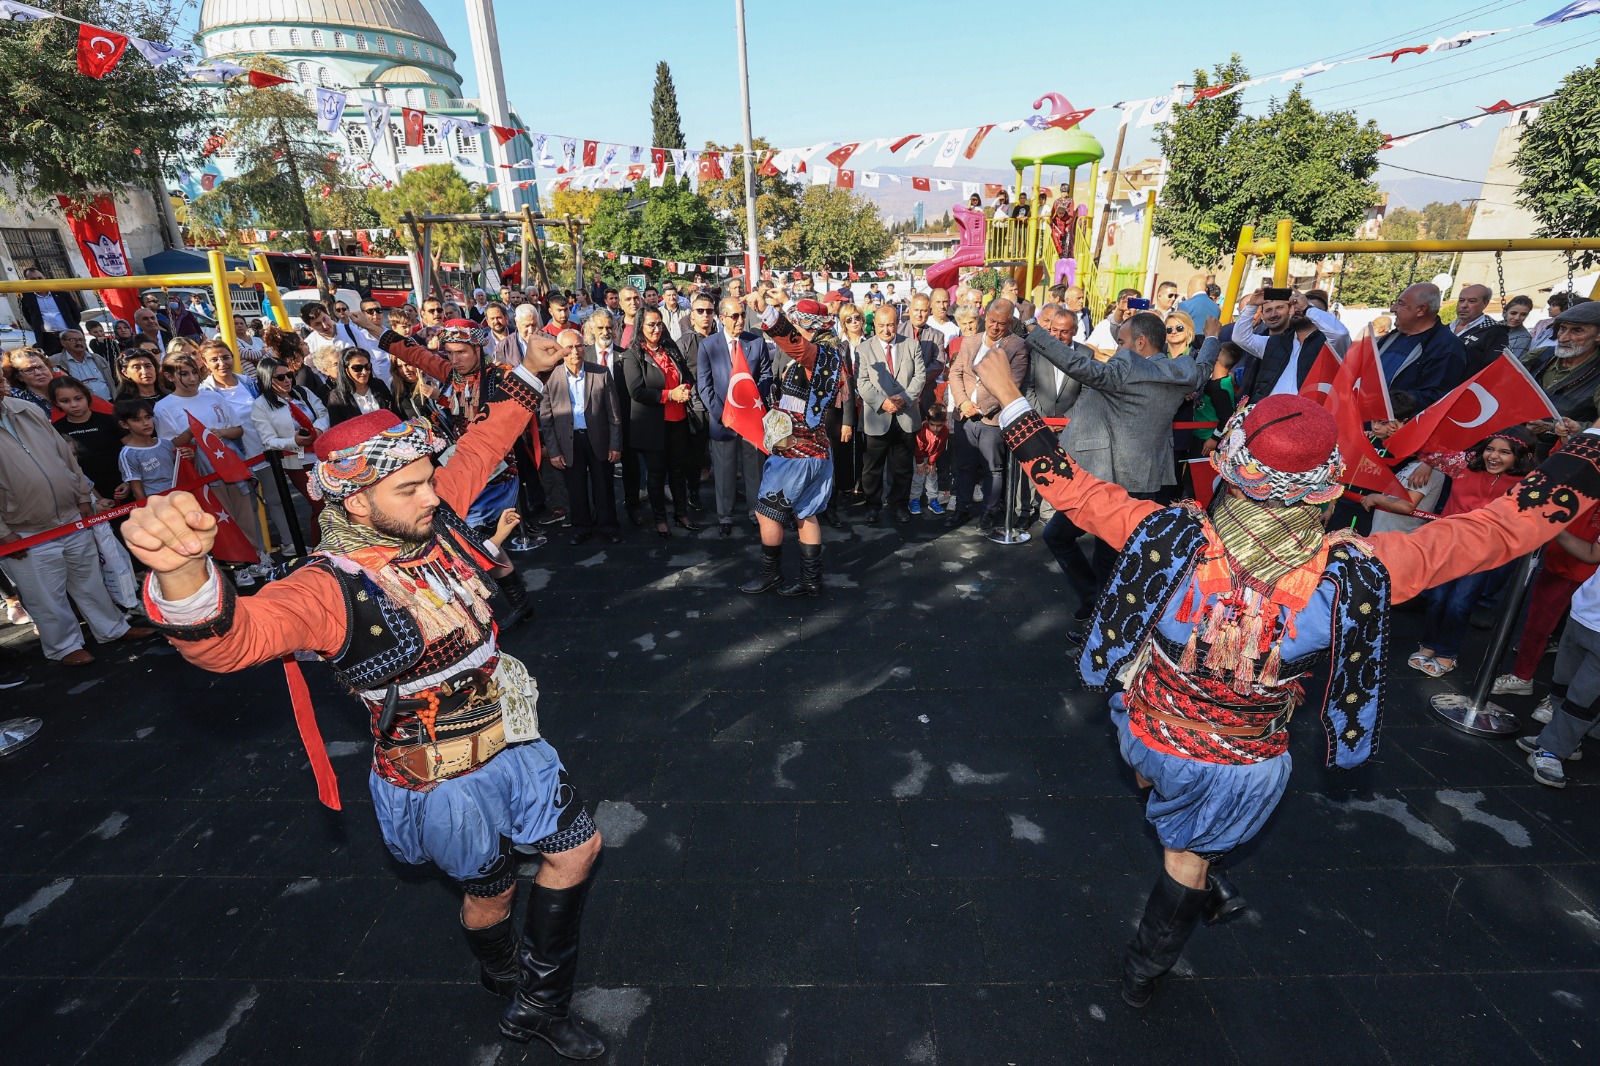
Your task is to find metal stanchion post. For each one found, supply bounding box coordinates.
[1429,550,1540,737]
[986,451,1031,545]
[264,451,307,558]
[507,475,541,553]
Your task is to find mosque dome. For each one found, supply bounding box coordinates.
[198,0,448,49]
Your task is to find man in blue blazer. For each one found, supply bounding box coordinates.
[696,296,775,536]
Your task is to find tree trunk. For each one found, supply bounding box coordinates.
[275,115,333,305]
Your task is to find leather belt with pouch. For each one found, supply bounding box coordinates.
[388,718,506,784]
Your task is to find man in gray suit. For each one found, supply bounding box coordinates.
[540,330,623,544]
[1027,308,1085,418]
[1031,311,1219,643]
[856,305,926,524]
[695,296,775,536]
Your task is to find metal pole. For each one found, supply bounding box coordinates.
[986,452,1031,545]
[734,0,761,282]
[264,450,307,558]
[1429,551,1540,737]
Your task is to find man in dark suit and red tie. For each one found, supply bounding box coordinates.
[696,296,775,537]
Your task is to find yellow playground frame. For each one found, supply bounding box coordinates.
[1221,219,1600,323]
[0,249,293,372]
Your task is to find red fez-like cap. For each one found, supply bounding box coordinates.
[819,290,846,306]
[1240,394,1338,474]
[314,410,406,461]
[794,298,828,317]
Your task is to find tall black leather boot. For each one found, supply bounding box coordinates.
[499,879,606,1058]
[741,544,784,594]
[778,543,823,597]
[1205,871,1247,925]
[1121,870,1210,1008]
[461,910,519,998]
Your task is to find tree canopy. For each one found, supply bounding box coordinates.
[1514,60,1600,267]
[0,0,200,204]
[370,164,489,273]
[1333,202,1473,308]
[1155,55,1384,268]
[700,137,803,264]
[582,176,726,280]
[789,185,893,272]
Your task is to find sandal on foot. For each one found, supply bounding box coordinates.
[1419,658,1455,678]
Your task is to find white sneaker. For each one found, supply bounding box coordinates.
[1517,735,1582,761]
[1532,696,1555,724]
[3,601,30,626]
[1526,749,1568,788]
[233,569,256,588]
[1491,673,1534,696]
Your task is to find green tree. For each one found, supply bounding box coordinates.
[1421,201,1474,241]
[1155,55,1384,268]
[583,177,725,281]
[0,0,199,206]
[791,185,892,272]
[187,61,355,301]
[1514,60,1600,266]
[651,61,686,150]
[700,136,802,263]
[369,164,489,283]
[1334,206,1454,308]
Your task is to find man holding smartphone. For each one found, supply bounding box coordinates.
[1088,288,1143,356]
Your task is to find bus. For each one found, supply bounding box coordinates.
[262,253,417,308]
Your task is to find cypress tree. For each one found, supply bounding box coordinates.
[651,62,686,149]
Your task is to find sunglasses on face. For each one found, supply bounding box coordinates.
[362,306,381,315]
[348,364,371,374]
[693,308,714,314]
[1166,326,1188,335]
[843,315,863,323]
[272,373,294,382]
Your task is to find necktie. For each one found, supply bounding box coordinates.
[884,339,894,376]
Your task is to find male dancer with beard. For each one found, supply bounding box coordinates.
[123,332,608,1059]
[968,341,1600,1009]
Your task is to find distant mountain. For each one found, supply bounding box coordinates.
[1377,175,1483,211]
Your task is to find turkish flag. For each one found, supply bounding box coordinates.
[650,147,666,177]
[287,399,320,449]
[722,339,769,452]
[77,24,129,79]
[826,142,859,167]
[912,177,930,191]
[1332,334,1392,422]
[1383,354,1559,458]
[1188,459,1218,510]
[888,134,917,153]
[173,456,259,564]
[757,151,779,177]
[836,169,855,190]
[186,413,254,483]
[698,153,724,181]
[1297,347,1342,405]
[582,140,598,167]
[1046,108,1096,130]
[1328,381,1407,496]
[246,70,293,89]
[964,124,997,159]
[56,195,140,323]
[490,125,518,145]
[402,108,424,146]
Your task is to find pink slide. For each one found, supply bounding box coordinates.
[925,205,986,291]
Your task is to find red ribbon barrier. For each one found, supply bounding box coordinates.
[0,452,265,558]
[1038,418,1220,431]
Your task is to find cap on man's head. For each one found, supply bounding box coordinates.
[1552,300,1600,328]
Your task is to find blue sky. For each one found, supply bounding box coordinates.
[192,1,1600,189]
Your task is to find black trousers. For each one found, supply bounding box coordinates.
[562,429,618,535]
[824,406,849,508]
[642,420,693,521]
[620,445,643,513]
[862,422,914,510]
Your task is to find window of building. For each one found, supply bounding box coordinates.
[248,29,260,49]
[268,29,280,47]
[290,29,302,47]
[375,36,385,53]
[347,123,369,153]
[423,122,443,155]
[318,66,332,87]
[304,88,317,107]
[410,42,420,58]
[456,129,476,155]
[355,33,367,51]
[295,61,311,83]
[428,90,441,108]
[425,47,434,62]
[4,227,73,279]
[406,88,422,107]
[311,29,324,47]
[333,32,345,49]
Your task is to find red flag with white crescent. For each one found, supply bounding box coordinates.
[1331,333,1392,422]
[77,24,129,79]
[287,399,320,448]
[185,412,254,483]
[1296,347,1342,406]
[173,455,259,563]
[1328,379,1407,496]
[722,339,769,452]
[1382,354,1559,458]
[402,108,424,146]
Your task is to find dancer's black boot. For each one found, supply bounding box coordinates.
[462,910,520,998]
[1121,870,1210,1008]
[1205,872,1247,925]
[499,879,606,1059]
[741,544,784,594]
[778,543,823,596]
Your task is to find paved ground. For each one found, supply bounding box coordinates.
[1,508,1598,1065]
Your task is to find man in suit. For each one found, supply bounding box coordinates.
[583,311,635,522]
[695,296,774,536]
[901,293,948,426]
[947,298,1029,532]
[1451,283,1513,375]
[1232,286,1350,401]
[856,305,926,524]
[540,330,622,544]
[19,267,82,356]
[1027,308,1086,418]
[1031,311,1219,643]
[1371,282,1469,405]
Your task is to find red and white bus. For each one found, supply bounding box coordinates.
[261,253,417,308]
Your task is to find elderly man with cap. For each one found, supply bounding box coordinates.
[741,299,849,596]
[1525,300,1600,447]
[968,344,1600,1011]
[122,331,613,1059]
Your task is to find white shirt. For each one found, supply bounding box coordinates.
[154,391,248,479]
[307,322,391,385]
[929,317,960,343]
[33,294,67,333]
[565,366,587,430]
[1231,304,1352,394]
[591,345,616,372]
[1087,315,1121,353]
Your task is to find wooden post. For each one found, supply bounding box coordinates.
[1091,121,1128,272]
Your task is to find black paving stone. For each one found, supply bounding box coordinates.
[0,516,1583,1062]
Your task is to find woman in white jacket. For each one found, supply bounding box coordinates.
[251,356,330,548]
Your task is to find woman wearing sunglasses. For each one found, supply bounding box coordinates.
[326,347,397,426]
[251,356,330,541]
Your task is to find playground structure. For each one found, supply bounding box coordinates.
[1221,220,1600,321]
[0,249,292,371]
